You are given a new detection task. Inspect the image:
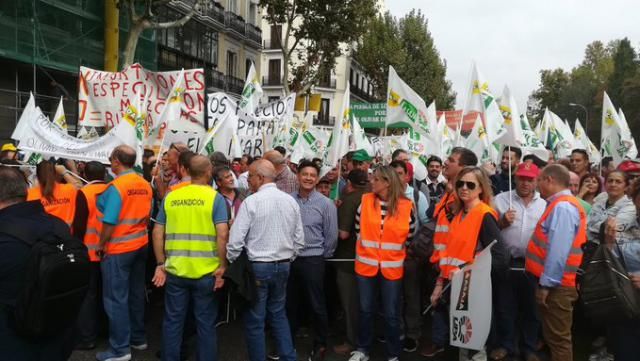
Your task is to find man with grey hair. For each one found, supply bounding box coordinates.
[0,166,77,359]
[227,159,304,361]
[264,149,298,193]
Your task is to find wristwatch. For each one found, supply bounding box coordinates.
[157,261,165,267]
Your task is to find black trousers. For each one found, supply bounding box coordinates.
[76,262,102,344]
[286,256,329,349]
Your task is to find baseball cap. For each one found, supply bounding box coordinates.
[348,169,368,187]
[1,143,17,152]
[618,159,640,174]
[352,149,373,162]
[515,162,540,179]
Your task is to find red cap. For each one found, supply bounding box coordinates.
[618,160,640,173]
[515,162,540,179]
[405,161,414,182]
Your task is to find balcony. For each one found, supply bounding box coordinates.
[313,115,336,126]
[350,83,378,102]
[207,70,226,91]
[262,76,284,86]
[317,78,337,89]
[199,2,226,29]
[225,75,245,95]
[245,23,262,47]
[225,11,246,37]
[263,39,282,50]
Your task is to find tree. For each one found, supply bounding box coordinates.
[528,68,570,121]
[355,10,456,108]
[608,38,638,104]
[260,0,377,95]
[119,0,210,69]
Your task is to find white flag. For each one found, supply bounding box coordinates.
[466,114,490,164]
[53,97,68,133]
[497,86,524,148]
[462,62,507,145]
[574,118,600,164]
[321,87,351,177]
[450,242,494,351]
[601,92,633,165]
[540,108,574,158]
[438,113,454,159]
[12,92,36,141]
[386,66,438,141]
[146,69,185,148]
[618,108,638,159]
[239,62,264,115]
[519,113,549,161]
[352,115,373,156]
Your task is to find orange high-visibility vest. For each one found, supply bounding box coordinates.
[439,202,497,280]
[429,192,456,265]
[103,172,152,255]
[525,195,586,287]
[80,182,109,262]
[169,180,191,192]
[27,183,78,228]
[355,193,413,281]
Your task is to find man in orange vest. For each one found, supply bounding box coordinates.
[525,164,586,361]
[72,161,108,350]
[96,145,153,361]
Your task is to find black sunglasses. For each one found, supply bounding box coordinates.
[455,180,477,190]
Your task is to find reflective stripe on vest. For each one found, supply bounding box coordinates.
[164,184,220,279]
[104,172,152,255]
[354,193,412,280]
[80,182,109,262]
[430,192,456,265]
[525,195,586,287]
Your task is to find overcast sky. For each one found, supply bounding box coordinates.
[388,0,640,111]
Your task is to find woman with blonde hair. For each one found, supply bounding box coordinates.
[348,166,417,361]
[425,166,508,358]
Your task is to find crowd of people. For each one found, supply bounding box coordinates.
[1,140,640,361]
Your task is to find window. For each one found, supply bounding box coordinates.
[268,59,281,84]
[246,59,253,78]
[248,2,257,24]
[229,0,238,13]
[318,98,330,123]
[350,69,354,86]
[270,25,282,49]
[227,51,237,77]
[356,73,360,90]
[268,96,280,103]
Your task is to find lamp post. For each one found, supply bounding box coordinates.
[569,102,589,134]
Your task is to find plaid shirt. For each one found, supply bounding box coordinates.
[275,166,299,194]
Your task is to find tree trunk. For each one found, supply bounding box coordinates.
[122,20,146,69]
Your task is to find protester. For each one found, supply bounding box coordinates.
[72,161,108,350]
[569,171,594,215]
[429,166,508,358]
[156,143,189,198]
[151,155,229,361]
[214,165,246,222]
[332,169,369,356]
[323,166,344,199]
[168,151,195,192]
[618,159,640,185]
[424,155,446,207]
[0,143,18,161]
[96,145,153,361]
[525,164,587,361]
[348,166,416,361]
[490,147,521,195]
[351,149,373,174]
[600,156,615,180]
[587,170,636,243]
[287,160,338,360]
[226,159,304,361]
[492,163,546,361]
[264,150,299,193]
[602,179,640,361]
[577,173,602,206]
[0,166,77,360]
[316,178,331,198]
[570,149,590,179]
[391,149,409,163]
[27,160,80,227]
[237,154,254,192]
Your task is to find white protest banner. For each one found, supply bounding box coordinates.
[204,93,296,157]
[370,135,408,164]
[78,63,205,130]
[15,109,136,163]
[450,243,494,351]
[163,128,206,153]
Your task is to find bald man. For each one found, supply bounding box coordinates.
[264,150,298,193]
[227,159,304,361]
[152,155,229,361]
[96,145,153,361]
[569,171,592,215]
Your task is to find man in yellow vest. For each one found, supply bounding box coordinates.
[151,155,229,361]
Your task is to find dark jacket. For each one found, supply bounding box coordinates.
[223,250,257,310]
[0,200,75,361]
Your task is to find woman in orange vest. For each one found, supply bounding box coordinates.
[423,166,508,357]
[349,166,416,361]
[27,160,81,228]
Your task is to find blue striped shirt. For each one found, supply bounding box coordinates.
[292,190,339,257]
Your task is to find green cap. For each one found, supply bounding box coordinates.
[352,149,373,162]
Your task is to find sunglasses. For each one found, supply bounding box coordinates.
[455,180,477,190]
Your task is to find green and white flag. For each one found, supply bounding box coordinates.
[601,92,633,165]
[519,113,549,161]
[538,108,574,158]
[466,114,490,164]
[386,66,438,141]
[438,113,454,159]
[239,62,263,115]
[53,97,68,133]
[352,115,373,156]
[121,92,148,172]
[618,108,638,159]
[146,69,185,148]
[497,86,524,148]
[321,88,351,177]
[573,118,600,164]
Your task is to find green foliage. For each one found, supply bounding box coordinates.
[354,10,455,108]
[527,39,638,143]
[260,0,378,94]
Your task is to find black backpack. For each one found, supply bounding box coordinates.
[0,221,91,338]
[580,242,640,323]
[408,185,435,261]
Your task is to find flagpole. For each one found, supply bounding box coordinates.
[508,145,512,209]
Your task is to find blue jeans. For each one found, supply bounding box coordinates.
[162,273,219,361]
[493,269,540,355]
[101,246,147,355]
[356,273,402,358]
[244,262,296,361]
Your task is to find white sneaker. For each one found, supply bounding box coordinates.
[348,350,370,361]
[388,358,400,361]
